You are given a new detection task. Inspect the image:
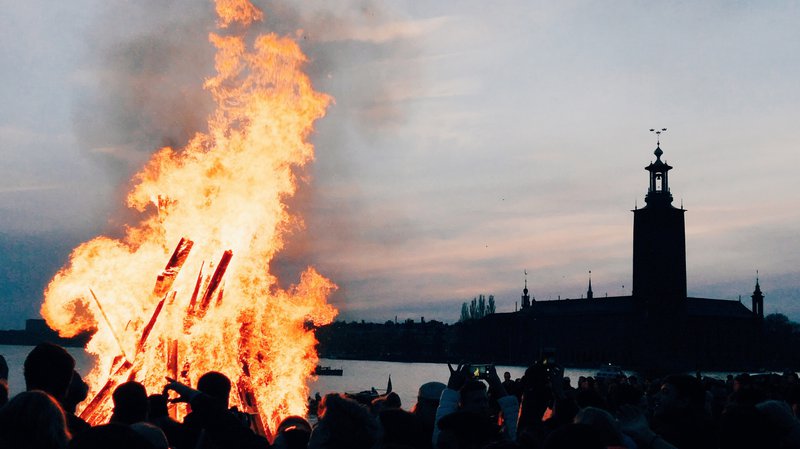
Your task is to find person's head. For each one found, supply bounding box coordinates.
[272,416,312,449]
[197,371,231,408]
[459,379,489,415]
[503,372,511,382]
[146,394,169,419]
[370,396,387,416]
[656,374,705,416]
[111,381,148,425]
[756,400,800,447]
[412,381,445,429]
[733,373,751,392]
[0,390,71,449]
[573,407,623,446]
[607,383,644,411]
[309,393,381,449]
[24,343,75,401]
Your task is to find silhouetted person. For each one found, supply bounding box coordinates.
[110,381,149,425]
[541,423,604,449]
[272,416,311,449]
[147,394,184,448]
[0,380,7,408]
[308,393,381,449]
[0,354,8,382]
[757,400,800,448]
[371,391,402,416]
[501,372,514,395]
[412,381,445,442]
[68,423,152,449]
[24,343,91,436]
[573,407,629,448]
[164,374,268,449]
[196,371,231,409]
[0,390,71,449]
[652,375,715,449]
[434,363,518,448]
[718,403,773,449]
[130,422,170,449]
[0,354,7,407]
[379,407,429,449]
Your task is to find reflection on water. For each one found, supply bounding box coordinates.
[309,358,605,408]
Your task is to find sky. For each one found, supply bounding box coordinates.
[1,0,799,328]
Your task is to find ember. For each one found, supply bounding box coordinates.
[40,0,337,435]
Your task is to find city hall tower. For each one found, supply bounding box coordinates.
[632,145,687,301]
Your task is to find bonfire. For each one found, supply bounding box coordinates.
[41,0,337,437]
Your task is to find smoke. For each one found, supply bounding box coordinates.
[74,1,418,175]
[72,0,426,306]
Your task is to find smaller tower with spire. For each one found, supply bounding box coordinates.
[751,272,764,320]
[521,270,532,309]
[586,270,594,299]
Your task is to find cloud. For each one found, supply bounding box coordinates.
[0,184,61,194]
[314,16,452,44]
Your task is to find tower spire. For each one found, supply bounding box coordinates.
[643,128,673,207]
[751,270,764,320]
[521,269,532,309]
[586,270,594,299]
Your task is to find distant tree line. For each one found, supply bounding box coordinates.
[762,313,800,368]
[459,294,496,322]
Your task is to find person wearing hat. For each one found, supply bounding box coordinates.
[412,381,446,441]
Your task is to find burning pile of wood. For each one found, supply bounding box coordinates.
[79,238,266,436]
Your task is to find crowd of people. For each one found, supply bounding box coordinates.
[1,342,800,449]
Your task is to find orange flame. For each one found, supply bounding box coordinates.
[41,0,336,434]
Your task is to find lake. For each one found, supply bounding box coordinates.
[1,345,610,409]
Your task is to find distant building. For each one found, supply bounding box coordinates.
[0,319,90,347]
[454,144,762,372]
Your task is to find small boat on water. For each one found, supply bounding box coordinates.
[315,365,343,376]
[595,364,625,381]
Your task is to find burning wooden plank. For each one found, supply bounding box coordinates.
[167,339,179,419]
[82,267,175,419]
[135,296,166,355]
[187,261,205,314]
[237,378,270,441]
[89,289,130,362]
[79,359,133,421]
[153,238,194,297]
[197,250,233,316]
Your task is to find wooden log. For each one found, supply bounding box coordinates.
[187,261,205,314]
[214,283,225,307]
[89,289,130,362]
[167,339,179,419]
[236,378,270,441]
[79,360,132,421]
[153,238,194,297]
[135,296,166,355]
[197,250,232,315]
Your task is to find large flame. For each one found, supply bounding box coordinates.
[41,0,337,434]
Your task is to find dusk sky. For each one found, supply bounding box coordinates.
[1,0,799,329]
